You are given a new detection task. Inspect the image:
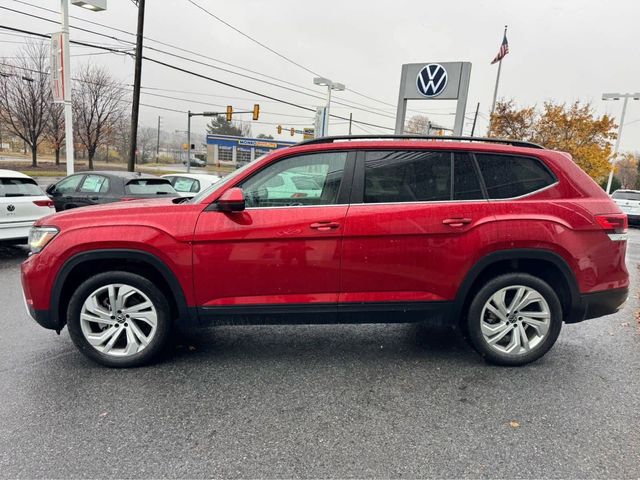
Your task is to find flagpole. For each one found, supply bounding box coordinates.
[488,25,508,135]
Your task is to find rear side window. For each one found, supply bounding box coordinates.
[79,175,110,193]
[612,191,640,201]
[364,150,451,203]
[475,154,556,199]
[0,178,43,197]
[125,179,176,195]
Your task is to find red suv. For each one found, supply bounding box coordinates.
[21,136,629,367]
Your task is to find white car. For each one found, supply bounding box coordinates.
[161,173,222,197]
[611,189,640,225]
[0,170,55,244]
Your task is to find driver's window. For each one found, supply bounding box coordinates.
[240,152,347,208]
[56,175,84,194]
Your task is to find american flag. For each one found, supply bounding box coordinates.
[491,31,509,64]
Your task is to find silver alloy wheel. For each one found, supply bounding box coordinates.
[79,283,158,357]
[480,285,551,356]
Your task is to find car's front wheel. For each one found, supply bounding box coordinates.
[67,271,171,367]
[466,273,563,366]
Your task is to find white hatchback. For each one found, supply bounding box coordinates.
[611,189,640,225]
[161,173,222,197]
[0,170,55,244]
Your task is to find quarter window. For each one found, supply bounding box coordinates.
[476,154,555,199]
[364,150,451,203]
[240,152,347,208]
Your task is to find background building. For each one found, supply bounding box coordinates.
[207,134,295,166]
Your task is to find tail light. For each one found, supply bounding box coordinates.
[595,213,628,241]
[120,197,136,202]
[291,192,308,199]
[33,200,55,208]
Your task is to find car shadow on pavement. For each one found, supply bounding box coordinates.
[166,323,481,366]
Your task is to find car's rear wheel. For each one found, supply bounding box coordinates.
[67,271,171,367]
[466,273,562,366]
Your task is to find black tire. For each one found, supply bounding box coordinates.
[67,271,171,368]
[466,273,562,366]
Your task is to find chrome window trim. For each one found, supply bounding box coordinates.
[244,204,349,210]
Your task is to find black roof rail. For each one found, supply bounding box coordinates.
[295,135,544,149]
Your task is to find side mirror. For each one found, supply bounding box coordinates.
[216,187,245,212]
[45,184,56,195]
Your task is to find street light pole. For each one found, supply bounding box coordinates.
[313,77,345,137]
[603,92,640,194]
[60,0,74,176]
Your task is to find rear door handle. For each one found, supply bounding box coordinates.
[310,221,340,231]
[442,217,472,227]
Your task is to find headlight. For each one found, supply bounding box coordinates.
[28,226,59,254]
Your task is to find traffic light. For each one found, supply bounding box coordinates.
[290,128,295,136]
[226,105,233,122]
[277,125,282,134]
[252,104,260,121]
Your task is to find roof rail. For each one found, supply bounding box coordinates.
[296,135,544,149]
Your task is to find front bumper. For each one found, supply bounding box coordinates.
[566,287,628,323]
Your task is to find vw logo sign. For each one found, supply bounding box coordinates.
[416,64,448,97]
[7,204,15,212]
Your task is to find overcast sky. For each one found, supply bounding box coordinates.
[2,0,640,150]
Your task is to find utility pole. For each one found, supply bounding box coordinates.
[156,115,161,163]
[348,113,353,135]
[470,102,480,136]
[127,0,146,172]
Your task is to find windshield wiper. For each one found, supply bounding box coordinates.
[4,193,27,197]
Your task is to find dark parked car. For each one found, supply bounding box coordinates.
[46,171,178,211]
[182,157,206,167]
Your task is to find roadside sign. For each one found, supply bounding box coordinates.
[50,32,67,103]
[303,128,315,140]
[314,107,327,138]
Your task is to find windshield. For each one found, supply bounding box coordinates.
[612,190,640,201]
[0,178,44,197]
[189,162,254,204]
[125,179,177,195]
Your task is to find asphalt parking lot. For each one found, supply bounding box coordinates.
[0,234,639,479]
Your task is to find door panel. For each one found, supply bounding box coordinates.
[340,150,496,305]
[193,206,348,307]
[192,150,353,315]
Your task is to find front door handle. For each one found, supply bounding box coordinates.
[443,217,472,227]
[310,221,340,231]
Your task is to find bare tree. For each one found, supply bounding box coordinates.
[112,115,131,162]
[44,103,65,166]
[404,115,431,134]
[73,64,127,169]
[136,126,156,164]
[0,41,51,167]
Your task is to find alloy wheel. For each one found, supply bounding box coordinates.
[79,283,158,357]
[480,285,551,356]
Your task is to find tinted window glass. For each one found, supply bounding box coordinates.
[80,175,109,193]
[364,150,451,203]
[56,175,83,194]
[240,152,347,208]
[0,178,43,197]
[612,191,640,201]
[125,179,176,195]
[476,154,555,199]
[453,153,483,200]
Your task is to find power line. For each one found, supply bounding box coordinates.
[185,0,320,77]
[1,4,403,120]
[0,26,395,131]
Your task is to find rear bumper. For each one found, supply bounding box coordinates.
[566,287,628,323]
[0,221,33,242]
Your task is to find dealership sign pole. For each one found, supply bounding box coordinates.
[394,62,472,136]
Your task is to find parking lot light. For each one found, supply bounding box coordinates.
[602,92,640,194]
[313,77,345,136]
